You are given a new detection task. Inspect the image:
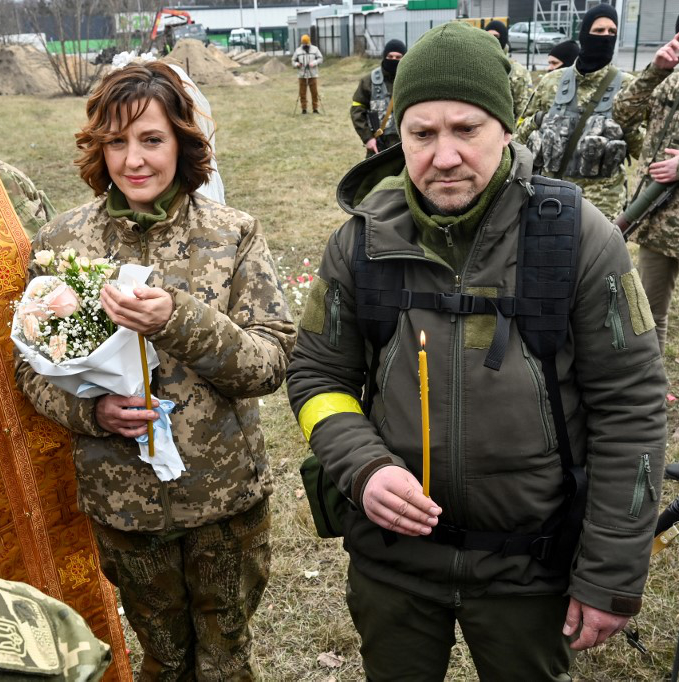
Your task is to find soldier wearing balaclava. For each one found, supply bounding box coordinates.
[515,4,645,220]
[576,4,618,74]
[484,20,532,122]
[547,40,580,71]
[350,39,407,157]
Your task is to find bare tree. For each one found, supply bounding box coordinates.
[0,1,24,44]
[24,0,110,95]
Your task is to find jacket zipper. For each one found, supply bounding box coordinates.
[521,340,557,452]
[330,279,342,348]
[604,273,626,350]
[629,453,657,518]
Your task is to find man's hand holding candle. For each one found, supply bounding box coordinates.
[362,465,441,536]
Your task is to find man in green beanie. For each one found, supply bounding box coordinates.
[287,21,665,681]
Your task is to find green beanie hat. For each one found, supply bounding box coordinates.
[394,22,514,133]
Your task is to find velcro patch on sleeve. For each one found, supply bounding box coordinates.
[621,269,655,335]
[300,276,329,334]
[464,286,498,349]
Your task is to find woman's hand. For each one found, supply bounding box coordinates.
[95,395,159,438]
[101,284,173,335]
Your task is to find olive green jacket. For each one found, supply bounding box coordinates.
[16,193,296,532]
[287,142,666,616]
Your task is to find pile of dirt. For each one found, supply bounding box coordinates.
[164,39,236,87]
[259,57,287,75]
[206,44,240,69]
[0,45,60,96]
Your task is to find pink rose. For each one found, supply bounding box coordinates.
[48,334,68,362]
[22,314,40,343]
[43,283,80,318]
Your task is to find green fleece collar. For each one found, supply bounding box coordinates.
[107,178,181,231]
[404,147,511,271]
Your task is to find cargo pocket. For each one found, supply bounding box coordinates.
[629,453,658,519]
[329,278,342,348]
[621,269,655,336]
[604,273,627,350]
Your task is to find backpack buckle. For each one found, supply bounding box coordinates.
[436,293,475,314]
[528,535,553,562]
[400,289,413,310]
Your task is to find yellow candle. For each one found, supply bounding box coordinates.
[419,331,430,497]
[138,333,155,458]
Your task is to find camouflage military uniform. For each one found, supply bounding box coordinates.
[16,192,296,679]
[0,579,111,680]
[516,64,643,220]
[613,63,679,349]
[0,160,56,240]
[509,58,532,122]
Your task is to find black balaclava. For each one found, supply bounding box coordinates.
[302,44,310,53]
[381,39,407,79]
[548,39,580,68]
[577,4,618,74]
[484,20,509,50]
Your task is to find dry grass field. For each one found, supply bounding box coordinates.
[1,55,679,681]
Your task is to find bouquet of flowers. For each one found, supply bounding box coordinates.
[14,249,116,364]
[12,254,160,398]
[12,253,184,481]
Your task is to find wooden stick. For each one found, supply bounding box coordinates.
[137,333,154,457]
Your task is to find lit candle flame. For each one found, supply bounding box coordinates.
[420,330,426,348]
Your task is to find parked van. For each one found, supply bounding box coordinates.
[229,28,256,48]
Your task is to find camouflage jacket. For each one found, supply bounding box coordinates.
[0,579,111,680]
[516,63,643,220]
[0,160,56,240]
[510,58,532,123]
[16,193,296,532]
[613,64,679,257]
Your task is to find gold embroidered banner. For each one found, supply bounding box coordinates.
[0,179,132,682]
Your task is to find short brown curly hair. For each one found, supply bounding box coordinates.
[75,61,213,196]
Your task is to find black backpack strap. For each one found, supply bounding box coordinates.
[516,175,587,568]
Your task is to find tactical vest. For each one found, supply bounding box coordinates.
[370,68,397,137]
[527,66,627,179]
[352,176,587,568]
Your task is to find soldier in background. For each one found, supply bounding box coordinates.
[547,40,580,72]
[515,5,644,220]
[350,39,406,156]
[613,26,679,353]
[0,159,56,240]
[292,34,324,114]
[484,20,532,123]
[0,579,111,681]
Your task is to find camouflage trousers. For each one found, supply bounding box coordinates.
[93,499,271,681]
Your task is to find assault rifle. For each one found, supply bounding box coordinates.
[615,180,678,242]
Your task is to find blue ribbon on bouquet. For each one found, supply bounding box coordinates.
[133,399,186,482]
